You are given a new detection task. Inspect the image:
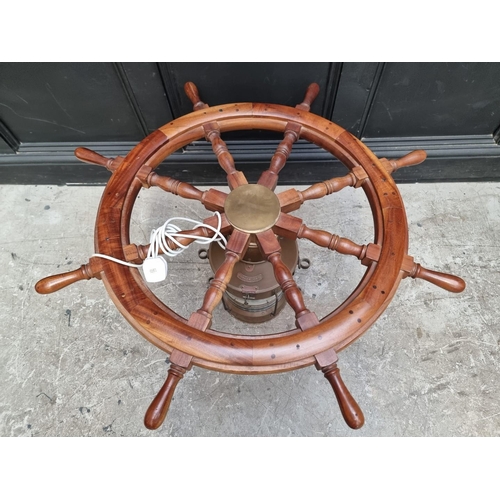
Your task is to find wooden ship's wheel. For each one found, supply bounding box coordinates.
[35,82,465,430]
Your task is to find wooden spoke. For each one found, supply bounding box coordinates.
[271,212,303,239]
[188,230,250,331]
[136,168,227,212]
[184,81,246,189]
[273,211,465,294]
[273,213,368,260]
[380,150,427,175]
[123,228,216,263]
[297,225,367,260]
[184,81,209,110]
[256,229,319,330]
[204,125,247,189]
[401,256,466,293]
[35,258,103,294]
[257,123,301,190]
[296,82,320,111]
[315,242,466,293]
[123,213,232,264]
[314,349,365,429]
[75,147,124,172]
[275,216,464,292]
[278,166,368,213]
[144,363,186,430]
[258,83,320,190]
[140,172,203,199]
[144,349,193,430]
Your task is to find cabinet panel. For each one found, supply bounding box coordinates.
[363,62,500,138]
[0,63,146,142]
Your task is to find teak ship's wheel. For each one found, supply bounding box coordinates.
[36,82,466,430]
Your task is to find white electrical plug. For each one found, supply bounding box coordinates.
[92,212,226,285]
[142,256,168,283]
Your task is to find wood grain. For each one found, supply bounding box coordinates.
[34,86,464,432]
[35,258,102,294]
[75,147,124,172]
[382,150,427,174]
[188,230,250,330]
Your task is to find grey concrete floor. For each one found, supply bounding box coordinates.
[1,181,499,437]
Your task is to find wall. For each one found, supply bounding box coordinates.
[1,62,499,184]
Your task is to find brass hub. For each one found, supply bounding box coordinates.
[224,184,281,233]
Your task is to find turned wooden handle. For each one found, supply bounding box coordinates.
[144,366,184,430]
[35,265,91,294]
[148,173,203,200]
[412,264,466,293]
[268,252,308,317]
[75,147,113,168]
[299,83,320,110]
[323,365,364,429]
[388,150,427,172]
[184,81,206,110]
[298,226,365,259]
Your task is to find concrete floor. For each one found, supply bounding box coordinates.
[1,181,499,437]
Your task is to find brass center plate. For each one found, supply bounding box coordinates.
[224,184,281,234]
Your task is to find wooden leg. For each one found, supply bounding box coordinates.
[315,349,365,430]
[144,350,192,430]
[321,364,365,430]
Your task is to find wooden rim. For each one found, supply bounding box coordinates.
[95,102,408,374]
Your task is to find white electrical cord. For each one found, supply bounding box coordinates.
[92,212,227,282]
[146,211,227,259]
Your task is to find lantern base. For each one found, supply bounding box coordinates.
[208,236,299,323]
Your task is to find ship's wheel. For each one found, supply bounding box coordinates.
[35,82,465,430]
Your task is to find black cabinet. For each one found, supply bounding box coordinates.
[1,62,499,184]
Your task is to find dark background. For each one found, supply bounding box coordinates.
[1,62,499,185]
